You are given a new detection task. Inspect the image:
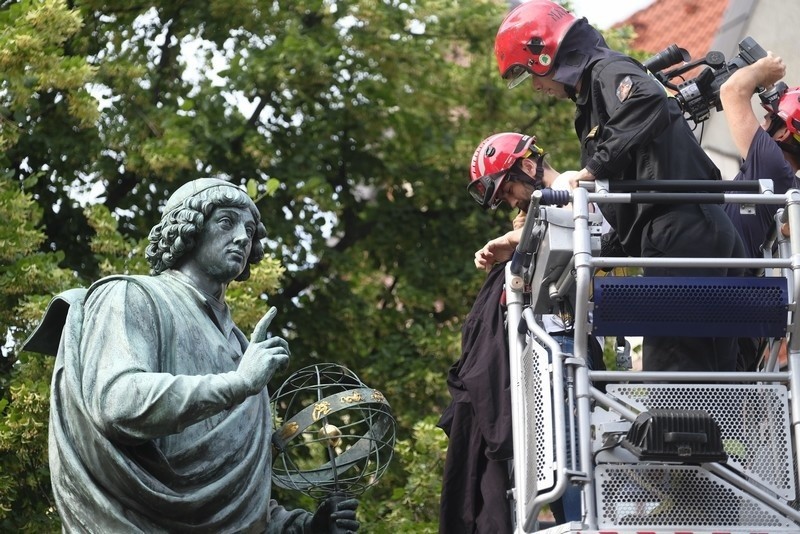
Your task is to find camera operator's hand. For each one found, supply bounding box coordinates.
[237,307,290,395]
[721,51,787,159]
[750,52,786,89]
[722,51,785,97]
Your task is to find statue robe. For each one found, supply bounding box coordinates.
[48,271,308,533]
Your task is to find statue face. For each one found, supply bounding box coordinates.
[191,206,257,284]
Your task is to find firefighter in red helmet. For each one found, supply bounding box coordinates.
[719,51,799,371]
[492,0,747,375]
[721,51,798,261]
[467,132,570,269]
[461,131,608,526]
[467,132,546,212]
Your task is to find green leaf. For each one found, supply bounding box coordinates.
[247,178,258,200]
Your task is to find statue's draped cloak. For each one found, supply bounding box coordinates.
[49,271,307,533]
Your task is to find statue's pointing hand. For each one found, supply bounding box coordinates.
[238,307,290,395]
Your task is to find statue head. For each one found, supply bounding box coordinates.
[145,179,267,281]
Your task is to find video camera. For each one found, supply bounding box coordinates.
[643,36,767,124]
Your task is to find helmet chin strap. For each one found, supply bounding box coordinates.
[778,139,800,158]
[515,151,547,213]
[766,115,783,137]
[534,151,546,184]
[767,115,800,157]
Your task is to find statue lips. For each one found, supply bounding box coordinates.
[226,247,246,263]
[224,247,248,278]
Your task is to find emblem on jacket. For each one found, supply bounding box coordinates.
[616,75,633,103]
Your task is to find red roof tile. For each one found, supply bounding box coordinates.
[616,0,729,65]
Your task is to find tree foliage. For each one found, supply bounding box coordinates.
[0,0,631,529]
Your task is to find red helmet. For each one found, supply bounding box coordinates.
[494,0,578,88]
[763,84,800,139]
[467,132,544,209]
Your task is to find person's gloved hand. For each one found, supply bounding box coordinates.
[600,230,625,258]
[237,307,290,395]
[306,495,360,533]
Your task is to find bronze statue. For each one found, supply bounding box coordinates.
[25,178,359,532]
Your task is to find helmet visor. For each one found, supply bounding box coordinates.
[504,65,532,89]
[467,171,507,209]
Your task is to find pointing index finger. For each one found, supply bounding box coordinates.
[250,306,277,344]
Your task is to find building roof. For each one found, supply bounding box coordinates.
[616,0,730,64]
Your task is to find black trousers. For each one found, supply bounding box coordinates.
[640,204,746,372]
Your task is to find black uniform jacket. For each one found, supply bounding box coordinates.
[554,19,722,256]
[438,263,513,533]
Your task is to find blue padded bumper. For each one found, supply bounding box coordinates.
[592,276,788,338]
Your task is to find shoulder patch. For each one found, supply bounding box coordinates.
[616,75,633,103]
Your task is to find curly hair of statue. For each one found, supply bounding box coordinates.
[145,186,266,280]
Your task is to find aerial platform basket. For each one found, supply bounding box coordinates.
[503,179,800,533]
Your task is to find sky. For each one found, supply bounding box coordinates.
[568,0,656,29]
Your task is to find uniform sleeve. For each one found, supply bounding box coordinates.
[585,59,674,180]
[81,280,250,444]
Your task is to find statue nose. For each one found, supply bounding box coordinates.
[233,226,250,245]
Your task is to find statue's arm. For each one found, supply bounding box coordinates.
[80,280,250,444]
